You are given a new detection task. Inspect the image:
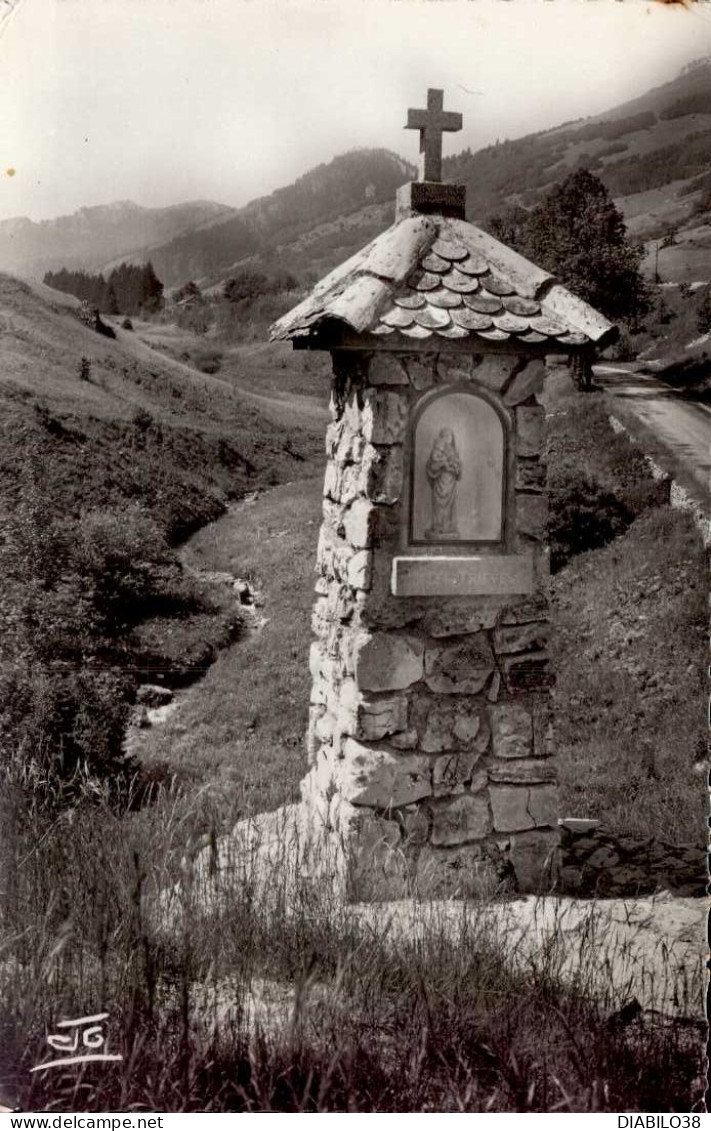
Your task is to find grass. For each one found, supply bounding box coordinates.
[133,318,331,402]
[0,275,324,542]
[552,505,707,843]
[0,782,704,1113]
[134,478,324,815]
[545,372,708,845]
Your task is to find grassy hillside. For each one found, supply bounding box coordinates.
[447,62,711,225]
[0,274,322,536]
[0,272,325,798]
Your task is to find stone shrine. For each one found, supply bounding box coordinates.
[270,90,617,898]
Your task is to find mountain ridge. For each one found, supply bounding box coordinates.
[3,62,711,289]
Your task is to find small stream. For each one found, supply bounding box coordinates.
[123,491,268,758]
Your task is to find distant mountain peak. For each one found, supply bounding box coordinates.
[678,57,711,78]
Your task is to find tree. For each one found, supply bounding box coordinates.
[486,169,649,326]
[141,262,164,314]
[174,280,202,303]
[106,284,119,315]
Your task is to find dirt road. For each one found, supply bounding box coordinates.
[594,365,710,498]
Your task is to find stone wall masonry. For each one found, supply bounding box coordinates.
[301,348,558,899]
[558,819,706,898]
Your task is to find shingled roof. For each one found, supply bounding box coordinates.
[270,212,617,350]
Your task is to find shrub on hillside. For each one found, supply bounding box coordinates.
[190,346,223,374]
[549,477,633,572]
[0,663,133,804]
[0,490,206,803]
[606,329,638,362]
[216,290,301,343]
[547,395,664,572]
[223,269,299,305]
[73,505,191,635]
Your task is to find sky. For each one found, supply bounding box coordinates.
[2,0,711,222]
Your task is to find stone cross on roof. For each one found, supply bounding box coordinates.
[406,88,462,183]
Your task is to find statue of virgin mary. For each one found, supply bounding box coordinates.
[425,427,462,539]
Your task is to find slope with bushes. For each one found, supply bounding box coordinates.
[0,272,324,799]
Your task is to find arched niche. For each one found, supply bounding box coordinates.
[409,389,507,546]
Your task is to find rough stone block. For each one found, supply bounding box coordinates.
[515,459,546,492]
[488,759,555,784]
[323,462,340,502]
[504,360,545,407]
[432,750,480,795]
[310,671,330,708]
[559,817,601,835]
[516,406,545,457]
[343,393,363,437]
[342,739,432,807]
[558,865,585,894]
[516,494,548,540]
[469,768,489,794]
[328,392,341,422]
[471,355,517,393]
[500,596,548,625]
[587,845,620,870]
[368,355,409,386]
[487,671,501,702]
[489,785,533,832]
[494,620,549,655]
[489,703,533,760]
[489,784,558,833]
[419,698,489,753]
[425,635,495,694]
[509,829,560,892]
[404,355,436,391]
[389,728,419,749]
[309,641,331,682]
[360,444,404,505]
[339,464,362,507]
[344,499,378,549]
[431,794,491,846]
[422,601,500,639]
[311,596,329,638]
[307,705,325,762]
[314,709,336,743]
[436,356,473,383]
[347,550,373,591]
[362,390,408,445]
[325,418,345,458]
[341,690,409,741]
[501,651,553,692]
[353,631,424,692]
